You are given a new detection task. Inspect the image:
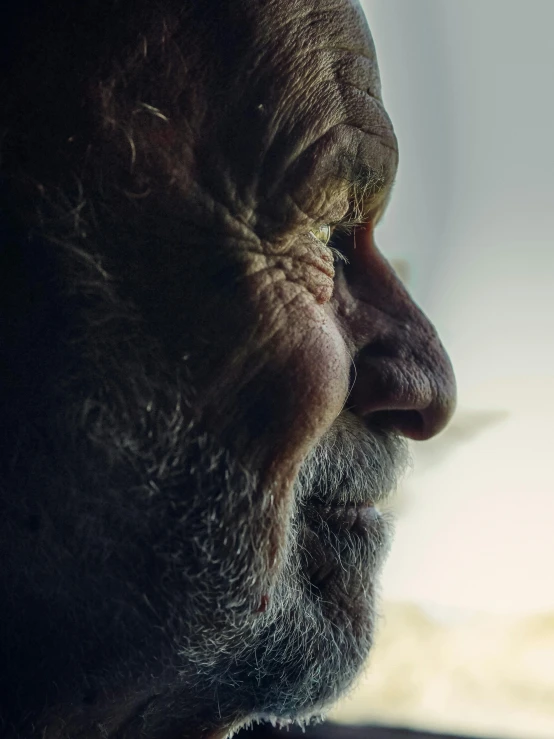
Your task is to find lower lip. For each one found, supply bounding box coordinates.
[314,503,381,533]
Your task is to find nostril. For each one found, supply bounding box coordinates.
[348,354,455,441]
[356,338,399,363]
[369,409,425,440]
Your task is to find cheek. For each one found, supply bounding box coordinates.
[285,302,350,450]
[203,256,350,464]
[260,277,350,452]
[252,286,350,577]
[248,278,351,505]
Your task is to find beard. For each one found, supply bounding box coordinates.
[111,407,408,734]
[217,413,409,729]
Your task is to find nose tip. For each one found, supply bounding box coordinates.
[368,397,455,442]
[347,343,457,442]
[335,221,457,442]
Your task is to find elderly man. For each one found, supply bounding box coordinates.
[0,0,455,737]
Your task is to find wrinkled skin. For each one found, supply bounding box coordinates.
[0,1,456,737]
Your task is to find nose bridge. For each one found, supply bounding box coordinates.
[335,225,456,440]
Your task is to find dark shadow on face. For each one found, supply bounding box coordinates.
[0,1,455,737]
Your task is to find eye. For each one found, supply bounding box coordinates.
[309,224,349,266]
[309,224,332,246]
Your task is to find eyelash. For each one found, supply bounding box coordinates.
[328,241,349,265]
[311,219,364,266]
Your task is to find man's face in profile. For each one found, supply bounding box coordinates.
[0,0,455,737]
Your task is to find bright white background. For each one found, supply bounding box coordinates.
[361,0,554,618]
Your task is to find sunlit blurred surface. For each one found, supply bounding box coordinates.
[330,603,554,739]
[330,1,554,736]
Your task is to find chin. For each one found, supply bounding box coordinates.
[227,413,404,728]
[227,517,394,730]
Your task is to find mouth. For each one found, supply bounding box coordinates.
[310,500,382,534]
[292,412,406,606]
[300,496,389,598]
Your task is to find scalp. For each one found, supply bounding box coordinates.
[0,0,392,227]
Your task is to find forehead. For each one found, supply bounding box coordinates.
[253,0,373,45]
[187,0,397,224]
[240,0,381,94]
[232,0,397,218]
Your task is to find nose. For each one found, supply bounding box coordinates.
[334,223,456,441]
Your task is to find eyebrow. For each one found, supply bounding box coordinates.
[352,162,387,197]
[343,162,389,223]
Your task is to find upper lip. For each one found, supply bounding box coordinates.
[304,461,397,508]
[309,497,377,510]
[295,411,408,509]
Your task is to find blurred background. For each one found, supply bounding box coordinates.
[327,1,554,737]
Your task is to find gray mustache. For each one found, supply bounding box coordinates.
[294,411,411,508]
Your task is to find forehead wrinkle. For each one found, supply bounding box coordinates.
[258,61,394,196]
[241,0,383,134]
[253,0,371,45]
